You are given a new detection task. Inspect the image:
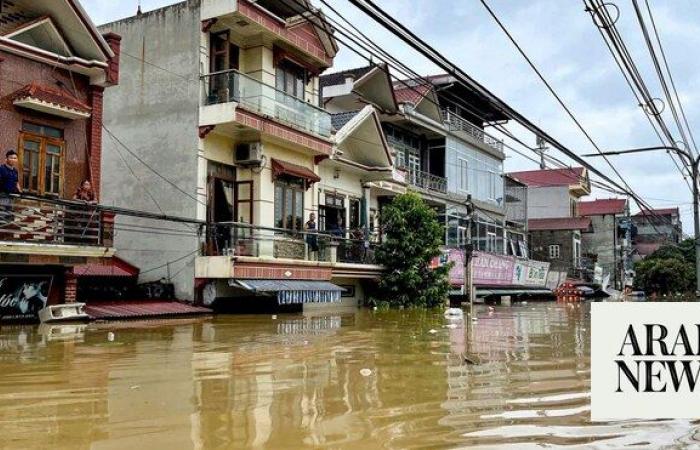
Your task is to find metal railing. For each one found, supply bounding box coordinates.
[201,69,332,138]
[404,167,448,193]
[442,111,504,152]
[0,196,113,247]
[202,222,378,265]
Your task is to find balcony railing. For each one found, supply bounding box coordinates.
[202,222,377,266]
[0,196,114,247]
[201,69,332,138]
[442,111,504,152]
[402,167,448,193]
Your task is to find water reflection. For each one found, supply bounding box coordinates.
[0,304,697,449]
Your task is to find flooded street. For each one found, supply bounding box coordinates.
[1,302,699,449]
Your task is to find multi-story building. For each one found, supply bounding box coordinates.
[321,66,513,255]
[632,207,683,258]
[0,0,121,319]
[579,198,629,286]
[508,167,592,276]
[100,0,396,309]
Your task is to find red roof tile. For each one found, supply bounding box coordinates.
[508,167,585,188]
[579,198,627,216]
[85,301,211,320]
[528,217,592,231]
[393,83,431,105]
[74,257,140,277]
[13,82,91,114]
[634,207,680,217]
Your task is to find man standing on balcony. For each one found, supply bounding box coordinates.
[0,150,21,221]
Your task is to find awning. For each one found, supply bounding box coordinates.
[12,82,92,119]
[231,279,345,305]
[271,159,321,184]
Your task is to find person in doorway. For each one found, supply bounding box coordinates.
[305,212,319,256]
[0,150,21,224]
[73,180,97,204]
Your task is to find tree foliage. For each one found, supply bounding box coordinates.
[634,238,696,295]
[373,192,451,308]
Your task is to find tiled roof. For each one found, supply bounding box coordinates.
[12,82,91,114]
[331,110,360,131]
[85,301,212,320]
[393,83,431,105]
[634,207,680,217]
[579,198,627,216]
[507,167,585,188]
[528,217,592,231]
[320,66,375,88]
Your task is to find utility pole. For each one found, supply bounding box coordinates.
[462,195,475,316]
[583,146,700,297]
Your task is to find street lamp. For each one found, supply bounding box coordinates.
[582,146,700,297]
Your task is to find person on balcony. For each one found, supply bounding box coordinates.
[305,212,319,257]
[73,180,97,204]
[0,150,21,222]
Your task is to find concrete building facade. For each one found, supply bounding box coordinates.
[0,0,121,319]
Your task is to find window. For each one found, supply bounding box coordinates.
[274,178,304,230]
[458,158,469,192]
[549,244,561,259]
[276,59,306,100]
[19,123,64,195]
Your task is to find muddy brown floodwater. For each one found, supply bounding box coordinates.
[1,302,699,449]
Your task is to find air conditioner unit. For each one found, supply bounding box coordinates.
[235,142,263,166]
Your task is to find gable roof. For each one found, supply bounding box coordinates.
[333,105,392,169]
[507,167,586,188]
[529,217,592,231]
[579,198,627,216]
[4,16,73,57]
[320,66,375,88]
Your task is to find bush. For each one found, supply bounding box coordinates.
[373,192,451,309]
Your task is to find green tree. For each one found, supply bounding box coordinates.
[634,257,693,295]
[373,192,451,309]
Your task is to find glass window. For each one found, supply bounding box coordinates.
[275,178,304,230]
[20,125,64,196]
[276,60,306,100]
[549,245,561,259]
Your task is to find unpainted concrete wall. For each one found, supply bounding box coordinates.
[99,1,202,300]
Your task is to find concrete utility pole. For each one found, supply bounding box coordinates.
[584,146,700,297]
[462,195,475,315]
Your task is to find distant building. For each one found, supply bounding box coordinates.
[632,207,683,258]
[507,167,591,275]
[504,175,528,257]
[579,198,629,286]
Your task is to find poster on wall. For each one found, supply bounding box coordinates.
[471,252,515,286]
[0,275,53,320]
[512,260,550,287]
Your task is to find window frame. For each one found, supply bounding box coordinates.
[549,244,561,259]
[274,178,305,231]
[18,127,65,196]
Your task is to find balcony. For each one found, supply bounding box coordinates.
[442,111,504,153]
[0,196,114,255]
[196,222,383,280]
[201,69,332,138]
[403,167,447,194]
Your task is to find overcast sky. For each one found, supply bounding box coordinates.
[84,0,700,233]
